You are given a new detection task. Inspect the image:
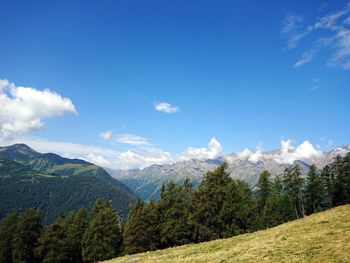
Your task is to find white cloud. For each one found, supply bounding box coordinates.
[232,140,323,164]
[281,15,308,49]
[273,139,323,164]
[100,130,113,140]
[115,134,150,146]
[84,153,110,167]
[236,148,263,163]
[116,149,172,170]
[313,3,350,30]
[2,137,172,170]
[328,27,350,69]
[237,148,252,159]
[154,102,179,113]
[0,79,77,140]
[249,150,263,163]
[178,137,223,161]
[284,3,350,70]
[100,131,150,146]
[294,49,316,68]
[307,86,319,92]
[345,15,350,24]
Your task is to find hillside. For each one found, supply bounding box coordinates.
[106,205,350,263]
[111,145,350,201]
[0,144,137,224]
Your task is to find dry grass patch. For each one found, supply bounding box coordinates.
[105,205,350,263]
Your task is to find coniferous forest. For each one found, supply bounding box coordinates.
[1,153,349,263]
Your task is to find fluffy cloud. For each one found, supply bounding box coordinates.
[178,137,223,161]
[273,139,323,164]
[154,102,179,113]
[233,140,323,164]
[100,130,113,140]
[116,149,172,169]
[236,148,263,163]
[249,150,263,163]
[0,79,77,140]
[84,153,110,167]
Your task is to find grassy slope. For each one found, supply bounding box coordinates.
[106,205,350,263]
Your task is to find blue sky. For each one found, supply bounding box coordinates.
[0,0,349,169]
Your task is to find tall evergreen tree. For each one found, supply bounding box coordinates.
[123,199,145,254]
[12,209,42,263]
[320,165,334,208]
[333,154,350,205]
[190,163,231,241]
[220,180,255,237]
[66,208,88,263]
[82,200,122,262]
[0,213,18,263]
[257,170,271,213]
[256,170,271,228]
[261,175,296,227]
[283,165,305,219]
[158,179,193,248]
[123,199,160,254]
[305,165,326,214]
[142,200,160,250]
[35,215,70,263]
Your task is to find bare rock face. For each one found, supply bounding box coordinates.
[109,145,350,201]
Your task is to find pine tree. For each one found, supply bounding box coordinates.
[261,176,295,226]
[261,188,283,228]
[257,170,271,213]
[320,165,334,208]
[123,199,145,254]
[283,165,305,219]
[0,213,18,263]
[333,154,350,205]
[220,180,255,237]
[190,163,231,241]
[123,199,160,254]
[305,165,326,214]
[82,200,122,262]
[12,208,42,263]
[158,179,193,248]
[35,215,70,263]
[65,208,88,263]
[143,200,160,250]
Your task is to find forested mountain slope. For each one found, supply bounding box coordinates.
[0,144,136,224]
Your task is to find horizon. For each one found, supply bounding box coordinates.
[1,141,349,171]
[1,0,350,169]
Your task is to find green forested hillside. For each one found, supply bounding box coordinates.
[0,144,136,224]
[1,152,349,263]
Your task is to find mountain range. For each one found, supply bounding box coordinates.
[0,144,136,224]
[1,143,349,219]
[108,144,350,201]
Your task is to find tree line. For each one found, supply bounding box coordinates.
[1,153,349,262]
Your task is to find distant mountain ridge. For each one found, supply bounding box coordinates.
[0,144,137,224]
[109,145,350,201]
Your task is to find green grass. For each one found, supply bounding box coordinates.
[106,205,350,263]
[46,163,98,176]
